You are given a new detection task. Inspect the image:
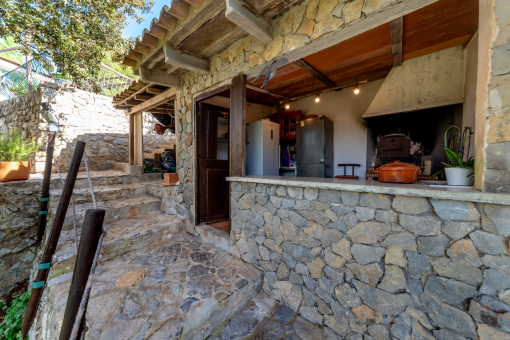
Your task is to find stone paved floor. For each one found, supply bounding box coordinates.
[31,212,262,340]
[210,292,347,340]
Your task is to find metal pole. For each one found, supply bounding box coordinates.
[37,132,55,241]
[59,209,104,340]
[21,141,86,339]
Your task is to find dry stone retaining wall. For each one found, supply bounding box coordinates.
[0,180,41,298]
[0,83,174,173]
[230,182,510,339]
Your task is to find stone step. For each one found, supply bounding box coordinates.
[29,170,138,190]
[30,213,262,340]
[50,194,161,229]
[49,181,160,205]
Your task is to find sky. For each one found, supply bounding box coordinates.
[122,0,171,38]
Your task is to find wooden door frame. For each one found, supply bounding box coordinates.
[194,85,231,226]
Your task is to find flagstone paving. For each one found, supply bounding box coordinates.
[30,211,262,340]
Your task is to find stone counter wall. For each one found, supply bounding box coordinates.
[0,83,175,173]
[230,181,510,339]
[0,180,41,298]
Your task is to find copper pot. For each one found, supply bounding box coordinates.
[375,161,421,183]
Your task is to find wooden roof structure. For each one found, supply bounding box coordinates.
[112,81,176,115]
[116,0,478,111]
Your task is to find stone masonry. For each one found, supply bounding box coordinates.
[0,82,174,173]
[172,0,408,224]
[229,182,510,339]
[0,180,41,298]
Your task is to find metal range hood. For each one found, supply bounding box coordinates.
[363,45,466,119]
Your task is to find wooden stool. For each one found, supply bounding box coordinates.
[335,164,360,179]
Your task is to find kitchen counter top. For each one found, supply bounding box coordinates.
[226,175,510,205]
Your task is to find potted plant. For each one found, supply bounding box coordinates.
[433,126,474,186]
[0,129,42,182]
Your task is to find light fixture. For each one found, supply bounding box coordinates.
[285,102,290,110]
[314,93,321,103]
[352,83,360,94]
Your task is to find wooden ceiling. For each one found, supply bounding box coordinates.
[246,0,479,106]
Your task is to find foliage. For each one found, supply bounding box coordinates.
[0,37,24,65]
[0,129,42,162]
[0,290,30,340]
[102,53,138,80]
[432,126,474,179]
[0,0,154,92]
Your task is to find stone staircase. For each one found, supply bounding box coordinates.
[29,170,262,340]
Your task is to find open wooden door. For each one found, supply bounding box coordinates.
[197,103,230,224]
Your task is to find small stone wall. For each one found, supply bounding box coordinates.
[230,181,510,339]
[0,83,175,173]
[0,180,41,298]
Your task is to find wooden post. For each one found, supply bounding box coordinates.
[37,133,55,241]
[129,114,135,166]
[134,113,144,166]
[21,141,86,339]
[59,209,105,340]
[230,74,246,177]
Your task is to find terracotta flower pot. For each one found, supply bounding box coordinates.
[0,161,31,182]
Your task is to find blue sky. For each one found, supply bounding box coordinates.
[123,0,171,38]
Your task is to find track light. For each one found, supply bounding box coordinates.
[353,84,360,94]
[314,93,320,103]
[285,102,290,109]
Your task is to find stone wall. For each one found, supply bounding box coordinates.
[475,0,510,193]
[0,180,41,298]
[172,0,419,224]
[0,83,175,173]
[229,181,510,339]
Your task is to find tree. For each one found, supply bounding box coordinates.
[0,0,153,92]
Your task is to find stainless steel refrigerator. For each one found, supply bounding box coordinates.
[296,117,334,178]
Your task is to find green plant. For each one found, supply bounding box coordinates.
[0,290,30,340]
[432,126,474,179]
[0,129,42,162]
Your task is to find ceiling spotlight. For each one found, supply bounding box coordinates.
[314,93,321,103]
[285,102,290,109]
[353,84,360,95]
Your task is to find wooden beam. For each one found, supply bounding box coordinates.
[139,67,181,87]
[390,17,403,66]
[225,0,272,43]
[126,87,177,115]
[134,113,144,166]
[134,94,154,101]
[146,87,164,94]
[163,46,209,74]
[246,84,289,100]
[293,59,336,88]
[129,115,134,165]
[230,74,246,177]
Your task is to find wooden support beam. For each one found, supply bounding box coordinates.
[163,46,209,74]
[246,84,289,100]
[225,0,272,43]
[390,16,403,66]
[134,94,154,101]
[139,67,181,87]
[230,74,246,177]
[126,87,177,115]
[134,113,144,166]
[146,87,164,94]
[129,115,135,165]
[293,59,336,88]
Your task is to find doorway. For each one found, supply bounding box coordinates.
[196,102,230,228]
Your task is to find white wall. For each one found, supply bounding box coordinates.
[203,96,277,123]
[289,79,385,179]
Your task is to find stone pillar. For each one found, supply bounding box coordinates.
[475,0,510,192]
